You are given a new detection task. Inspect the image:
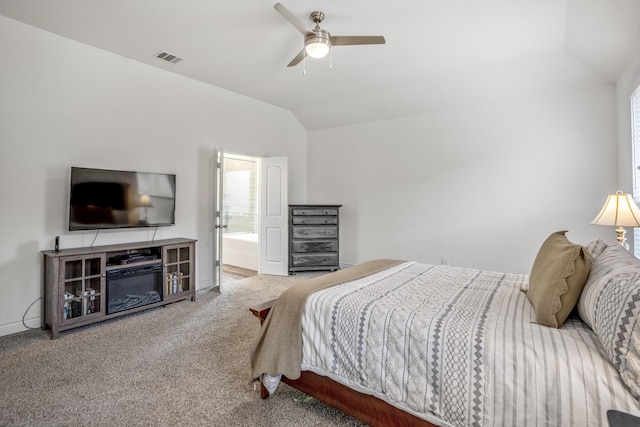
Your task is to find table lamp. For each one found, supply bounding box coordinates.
[139,194,153,224]
[591,190,640,250]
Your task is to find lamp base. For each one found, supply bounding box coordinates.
[616,226,630,250]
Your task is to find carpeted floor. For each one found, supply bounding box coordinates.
[0,273,366,426]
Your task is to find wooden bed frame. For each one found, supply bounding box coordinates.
[250,301,437,427]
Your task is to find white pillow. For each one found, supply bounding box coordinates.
[585,238,609,259]
[578,243,640,329]
[586,269,640,398]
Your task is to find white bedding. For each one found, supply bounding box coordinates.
[299,262,640,426]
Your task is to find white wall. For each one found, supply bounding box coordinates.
[0,16,307,337]
[308,86,618,274]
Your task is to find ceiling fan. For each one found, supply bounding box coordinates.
[274,3,386,67]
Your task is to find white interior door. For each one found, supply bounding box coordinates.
[259,157,288,276]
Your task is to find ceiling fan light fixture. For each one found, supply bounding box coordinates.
[305,31,331,59]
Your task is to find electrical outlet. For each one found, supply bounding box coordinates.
[441,258,449,265]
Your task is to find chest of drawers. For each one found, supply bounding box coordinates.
[289,204,342,273]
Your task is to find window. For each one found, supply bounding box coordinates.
[223,154,258,235]
[631,85,640,257]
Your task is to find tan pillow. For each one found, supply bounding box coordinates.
[527,231,593,328]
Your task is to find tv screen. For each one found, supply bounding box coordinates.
[69,167,176,231]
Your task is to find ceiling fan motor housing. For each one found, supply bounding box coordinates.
[309,11,325,24]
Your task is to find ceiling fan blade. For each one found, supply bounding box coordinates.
[274,3,312,36]
[286,49,306,67]
[330,35,386,46]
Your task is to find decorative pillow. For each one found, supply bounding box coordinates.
[586,269,640,398]
[585,238,609,259]
[578,243,640,329]
[526,231,592,328]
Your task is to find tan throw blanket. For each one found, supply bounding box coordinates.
[250,259,404,381]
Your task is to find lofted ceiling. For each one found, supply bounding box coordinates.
[1,0,640,131]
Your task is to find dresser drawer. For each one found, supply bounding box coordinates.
[291,253,338,267]
[292,226,337,239]
[292,208,339,216]
[291,240,338,253]
[292,217,338,225]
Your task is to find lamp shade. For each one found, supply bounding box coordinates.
[139,194,153,208]
[591,191,640,227]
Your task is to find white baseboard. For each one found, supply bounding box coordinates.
[0,318,43,338]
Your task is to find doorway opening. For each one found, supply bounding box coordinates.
[214,149,288,288]
[222,153,259,281]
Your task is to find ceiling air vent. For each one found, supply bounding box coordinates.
[154,51,183,64]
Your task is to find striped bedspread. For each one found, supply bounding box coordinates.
[300,262,640,426]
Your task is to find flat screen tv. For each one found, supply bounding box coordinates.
[69,167,176,231]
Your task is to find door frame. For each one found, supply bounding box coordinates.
[213,149,289,291]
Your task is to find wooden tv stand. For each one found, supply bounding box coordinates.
[42,238,196,339]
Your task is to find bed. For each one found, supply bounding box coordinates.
[249,232,640,426]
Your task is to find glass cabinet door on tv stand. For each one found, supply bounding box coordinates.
[61,254,106,321]
[163,242,195,301]
[43,253,108,338]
